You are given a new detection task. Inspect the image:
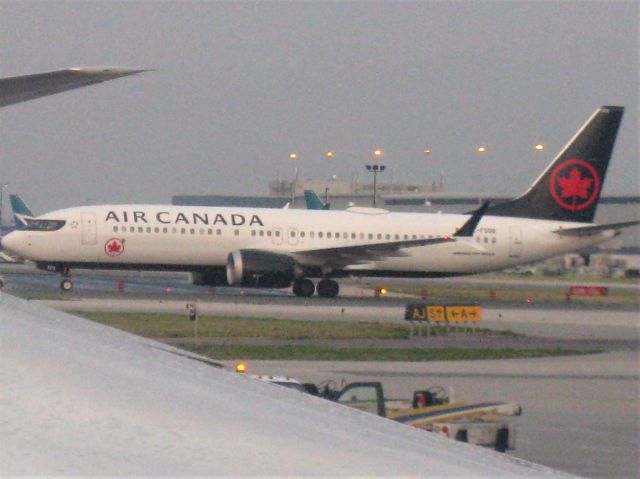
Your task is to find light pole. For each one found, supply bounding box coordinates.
[324,150,336,208]
[289,153,298,206]
[366,150,385,207]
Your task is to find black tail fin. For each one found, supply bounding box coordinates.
[487,106,624,223]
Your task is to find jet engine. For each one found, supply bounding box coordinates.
[226,249,296,288]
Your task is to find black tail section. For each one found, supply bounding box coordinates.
[487,106,624,223]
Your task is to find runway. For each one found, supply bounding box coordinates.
[2,264,638,341]
[226,351,639,478]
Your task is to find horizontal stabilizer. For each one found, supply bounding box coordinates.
[553,220,640,236]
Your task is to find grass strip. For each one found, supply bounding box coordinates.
[394,284,640,306]
[177,344,601,361]
[78,312,413,339]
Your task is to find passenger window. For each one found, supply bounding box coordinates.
[251,230,256,237]
[207,229,212,235]
[319,232,323,238]
[113,226,118,232]
[369,233,373,240]
[154,227,159,233]
[310,232,315,239]
[172,227,177,234]
[181,228,186,234]
[259,230,264,237]
[163,227,168,234]
[199,228,204,235]
[129,226,135,233]
[267,230,272,237]
[492,237,496,244]
[217,229,222,235]
[234,229,239,236]
[327,232,332,239]
[300,231,305,238]
[385,234,391,240]
[377,234,382,240]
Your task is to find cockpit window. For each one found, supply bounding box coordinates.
[23,219,66,231]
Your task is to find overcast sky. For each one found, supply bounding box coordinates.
[1,0,638,214]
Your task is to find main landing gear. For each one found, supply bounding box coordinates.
[292,278,340,298]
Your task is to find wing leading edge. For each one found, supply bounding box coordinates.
[0,67,149,107]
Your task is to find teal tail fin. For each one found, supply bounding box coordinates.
[304,190,330,210]
[10,194,35,227]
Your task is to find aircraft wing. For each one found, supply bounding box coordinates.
[0,67,148,107]
[0,293,574,476]
[292,201,490,267]
[292,236,454,266]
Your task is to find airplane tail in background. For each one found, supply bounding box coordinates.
[304,190,330,210]
[10,194,35,227]
[486,106,624,223]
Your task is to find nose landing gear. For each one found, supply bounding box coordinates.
[59,266,73,292]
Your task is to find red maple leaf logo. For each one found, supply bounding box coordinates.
[549,159,600,211]
[104,238,124,256]
[557,167,593,200]
[107,241,122,254]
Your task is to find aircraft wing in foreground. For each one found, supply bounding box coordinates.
[0,67,148,107]
[0,293,576,477]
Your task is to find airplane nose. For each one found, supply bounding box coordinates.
[1,232,24,255]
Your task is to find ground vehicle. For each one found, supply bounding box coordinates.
[256,375,521,452]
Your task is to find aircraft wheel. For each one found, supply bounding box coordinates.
[292,278,315,297]
[317,279,339,298]
[60,279,74,291]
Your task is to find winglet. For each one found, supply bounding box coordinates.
[454,201,490,237]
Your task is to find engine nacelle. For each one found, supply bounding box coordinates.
[191,267,228,287]
[226,249,296,288]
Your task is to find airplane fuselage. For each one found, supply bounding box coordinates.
[2,204,611,278]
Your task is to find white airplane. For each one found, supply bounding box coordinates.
[2,106,638,296]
